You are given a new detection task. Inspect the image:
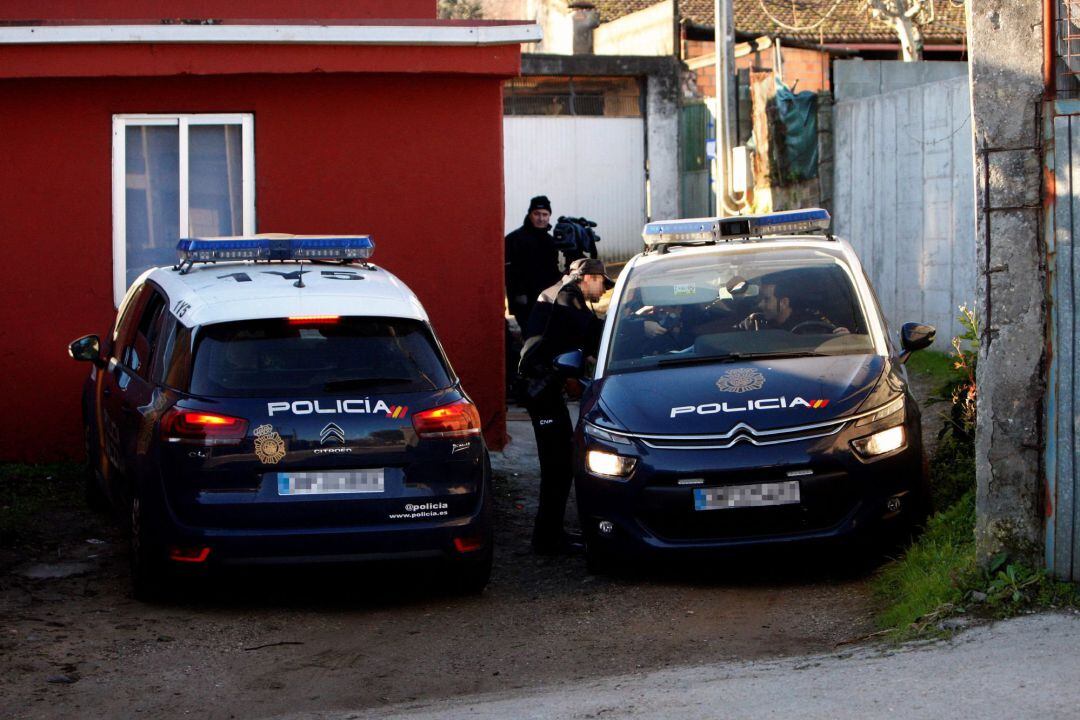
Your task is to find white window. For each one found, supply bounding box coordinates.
[112,114,255,305]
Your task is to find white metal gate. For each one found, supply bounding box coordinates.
[503,116,646,264]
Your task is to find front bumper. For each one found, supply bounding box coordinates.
[575,419,925,557]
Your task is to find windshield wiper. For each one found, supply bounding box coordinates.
[322,377,414,391]
[656,351,827,367]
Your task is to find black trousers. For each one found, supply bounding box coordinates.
[525,386,574,545]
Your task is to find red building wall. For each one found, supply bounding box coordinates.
[0,72,509,460]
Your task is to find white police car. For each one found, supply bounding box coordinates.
[69,235,492,598]
[563,210,936,570]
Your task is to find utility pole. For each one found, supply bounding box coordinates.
[714,0,738,215]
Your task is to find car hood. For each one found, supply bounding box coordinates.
[593,354,887,435]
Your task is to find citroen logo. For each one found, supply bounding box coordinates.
[320,422,345,445]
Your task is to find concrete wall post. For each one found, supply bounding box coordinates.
[967,0,1047,564]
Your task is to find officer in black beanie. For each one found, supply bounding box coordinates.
[505,195,563,332]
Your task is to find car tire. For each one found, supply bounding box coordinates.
[449,547,493,595]
[82,424,109,513]
[585,536,635,577]
[129,489,169,602]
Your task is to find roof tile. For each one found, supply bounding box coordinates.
[593,0,966,44]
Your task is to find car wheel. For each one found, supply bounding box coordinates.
[129,490,169,602]
[82,424,109,513]
[585,535,634,577]
[449,547,493,595]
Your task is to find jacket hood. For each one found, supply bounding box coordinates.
[592,354,889,435]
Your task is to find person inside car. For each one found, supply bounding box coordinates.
[737,276,849,335]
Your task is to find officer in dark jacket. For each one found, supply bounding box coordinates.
[505,195,563,331]
[518,258,614,554]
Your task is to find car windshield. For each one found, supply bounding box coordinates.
[606,246,876,374]
[188,317,453,397]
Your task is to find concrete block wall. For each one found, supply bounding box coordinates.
[834,59,969,101]
[833,74,976,349]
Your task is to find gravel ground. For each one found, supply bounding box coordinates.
[0,371,947,719]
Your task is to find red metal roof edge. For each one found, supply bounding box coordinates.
[0,19,536,27]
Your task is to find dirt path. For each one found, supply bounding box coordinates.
[1,404,921,719]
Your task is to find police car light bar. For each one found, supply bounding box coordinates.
[176,234,374,272]
[642,208,831,249]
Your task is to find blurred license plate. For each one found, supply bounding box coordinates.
[694,481,800,510]
[277,470,384,495]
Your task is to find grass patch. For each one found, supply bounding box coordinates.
[874,492,977,636]
[0,462,88,548]
[905,349,955,388]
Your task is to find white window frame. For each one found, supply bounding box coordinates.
[111,113,255,306]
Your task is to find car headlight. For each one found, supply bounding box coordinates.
[586,449,636,478]
[851,426,906,458]
[584,423,632,445]
[855,396,904,427]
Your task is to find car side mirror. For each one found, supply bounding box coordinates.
[554,350,585,378]
[69,334,105,368]
[899,323,935,363]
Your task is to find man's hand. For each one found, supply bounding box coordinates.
[644,320,668,338]
[737,313,766,331]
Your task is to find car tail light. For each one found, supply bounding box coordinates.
[454,534,485,553]
[160,408,248,443]
[411,400,482,439]
[169,546,211,563]
[288,315,339,325]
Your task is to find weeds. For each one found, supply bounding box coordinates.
[870,305,1079,638]
[0,462,89,550]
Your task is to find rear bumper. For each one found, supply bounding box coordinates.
[145,477,493,567]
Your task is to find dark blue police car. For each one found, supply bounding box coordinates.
[69,235,492,598]
[566,210,935,569]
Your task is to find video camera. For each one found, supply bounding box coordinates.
[553,216,601,272]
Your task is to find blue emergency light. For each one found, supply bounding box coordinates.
[642,208,831,251]
[175,234,374,272]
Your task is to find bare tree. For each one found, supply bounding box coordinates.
[438,0,484,19]
[867,0,934,61]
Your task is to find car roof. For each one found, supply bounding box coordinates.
[630,234,854,269]
[144,261,428,328]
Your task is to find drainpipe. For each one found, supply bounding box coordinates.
[1044,0,1055,96]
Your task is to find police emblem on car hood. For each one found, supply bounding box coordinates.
[716,368,765,393]
[254,424,287,464]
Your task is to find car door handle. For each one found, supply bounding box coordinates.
[103,388,112,397]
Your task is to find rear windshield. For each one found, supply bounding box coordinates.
[188,317,453,397]
[607,246,876,374]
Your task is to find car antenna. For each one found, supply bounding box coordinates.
[295,258,306,288]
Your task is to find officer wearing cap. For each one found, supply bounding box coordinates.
[518,257,615,554]
[505,195,564,332]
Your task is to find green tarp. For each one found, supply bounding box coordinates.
[774,79,818,181]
